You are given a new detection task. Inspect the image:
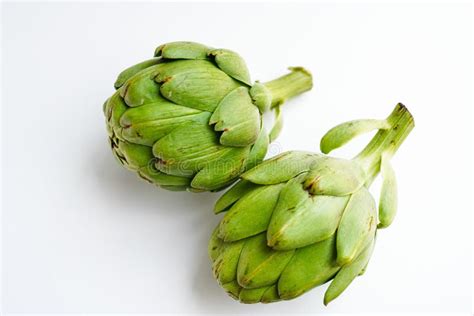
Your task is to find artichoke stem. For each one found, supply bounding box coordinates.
[354,103,415,186]
[263,67,313,108]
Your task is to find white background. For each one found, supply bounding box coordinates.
[1,2,473,314]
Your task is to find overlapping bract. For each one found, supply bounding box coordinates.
[103,41,312,192]
[209,104,414,304]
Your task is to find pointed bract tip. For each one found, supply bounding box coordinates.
[266,231,280,249]
[266,238,276,248]
[336,255,352,267]
[320,141,331,154]
[323,295,331,306]
[213,206,222,214]
[154,44,165,57]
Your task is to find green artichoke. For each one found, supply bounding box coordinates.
[209,104,414,304]
[103,41,312,192]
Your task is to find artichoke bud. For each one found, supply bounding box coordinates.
[209,104,414,304]
[104,41,312,192]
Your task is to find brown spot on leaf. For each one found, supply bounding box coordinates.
[162,76,173,83]
[156,158,167,165]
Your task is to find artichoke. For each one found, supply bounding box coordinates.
[103,41,312,192]
[209,104,414,304]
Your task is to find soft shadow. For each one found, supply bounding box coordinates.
[190,219,240,312]
[89,137,238,310]
[90,138,218,215]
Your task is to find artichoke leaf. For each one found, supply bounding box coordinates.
[119,101,203,126]
[268,190,349,250]
[265,174,310,248]
[214,180,260,214]
[190,146,249,191]
[242,151,319,185]
[324,238,375,305]
[209,226,225,261]
[278,234,339,300]
[239,286,271,304]
[114,57,162,89]
[209,48,252,85]
[111,146,129,169]
[378,154,398,228]
[121,110,211,146]
[218,184,283,242]
[138,166,191,187]
[244,126,269,171]
[152,123,230,176]
[303,156,366,196]
[156,60,241,112]
[221,280,242,300]
[158,185,188,191]
[212,239,245,285]
[116,141,154,170]
[269,105,283,143]
[106,92,128,140]
[250,82,272,113]
[237,233,295,289]
[210,87,261,147]
[119,64,166,107]
[336,187,377,265]
[269,173,309,213]
[155,41,211,60]
[320,119,390,154]
[261,285,280,303]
